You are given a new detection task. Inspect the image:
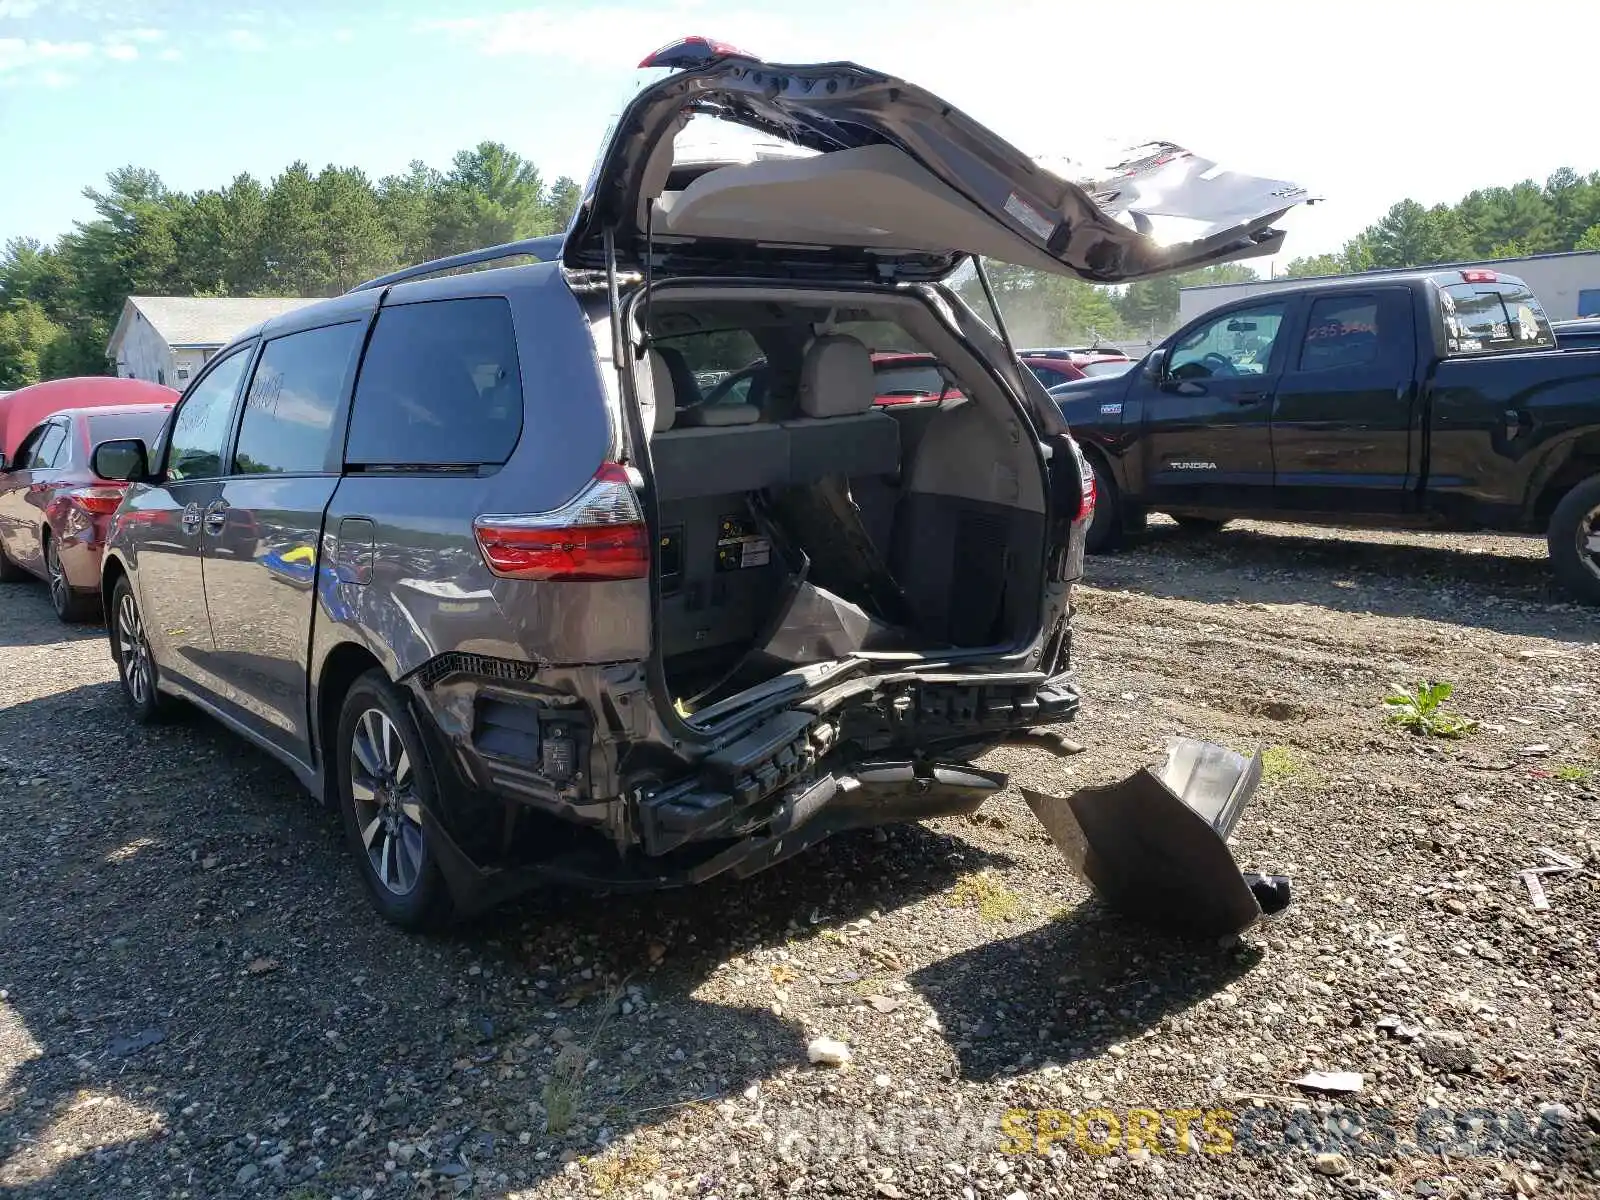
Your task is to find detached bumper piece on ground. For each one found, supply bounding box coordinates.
[1022,739,1292,938]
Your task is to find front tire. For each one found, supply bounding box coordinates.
[1547,475,1600,605]
[1083,454,1124,554]
[45,534,99,624]
[109,576,171,723]
[336,670,453,930]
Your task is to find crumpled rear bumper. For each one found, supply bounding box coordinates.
[1022,739,1292,939]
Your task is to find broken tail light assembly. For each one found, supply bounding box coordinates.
[475,463,651,582]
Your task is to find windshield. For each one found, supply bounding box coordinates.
[1440,282,1556,355]
[873,364,947,396]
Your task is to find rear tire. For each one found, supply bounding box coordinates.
[1170,515,1229,535]
[335,670,453,931]
[45,534,99,624]
[1083,454,1123,554]
[109,576,172,723]
[1547,475,1600,605]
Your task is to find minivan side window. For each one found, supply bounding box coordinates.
[234,322,365,475]
[345,298,523,467]
[166,347,252,482]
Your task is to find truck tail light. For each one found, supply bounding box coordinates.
[474,463,650,582]
[1460,269,1498,283]
[63,485,127,516]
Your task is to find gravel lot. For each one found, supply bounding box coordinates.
[2,519,1597,1200]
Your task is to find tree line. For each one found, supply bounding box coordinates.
[4,155,1599,390]
[0,142,580,389]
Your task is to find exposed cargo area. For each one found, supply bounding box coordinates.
[630,288,1051,713]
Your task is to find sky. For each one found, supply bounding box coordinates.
[2,0,1597,275]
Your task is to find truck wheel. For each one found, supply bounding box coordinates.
[1547,476,1600,604]
[1084,455,1123,554]
[1171,515,1229,535]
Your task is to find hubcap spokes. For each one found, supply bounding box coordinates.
[47,542,67,610]
[350,707,423,896]
[1581,506,1600,581]
[116,593,150,706]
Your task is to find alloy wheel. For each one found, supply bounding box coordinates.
[116,590,152,706]
[349,707,426,896]
[1580,504,1600,583]
[46,539,69,614]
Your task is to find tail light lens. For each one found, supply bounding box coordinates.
[64,485,127,516]
[474,463,650,582]
[1070,439,1097,522]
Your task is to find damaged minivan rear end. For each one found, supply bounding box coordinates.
[99,41,1310,931]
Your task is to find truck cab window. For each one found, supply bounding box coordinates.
[1299,297,1382,371]
[1169,304,1286,380]
[1441,283,1556,354]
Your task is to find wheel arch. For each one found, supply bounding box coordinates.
[1531,432,1600,527]
[313,639,389,809]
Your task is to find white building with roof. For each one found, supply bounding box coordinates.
[106,296,317,388]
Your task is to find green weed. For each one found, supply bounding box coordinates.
[1383,681,1477,739]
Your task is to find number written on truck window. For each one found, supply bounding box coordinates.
[1298,296,1382,372]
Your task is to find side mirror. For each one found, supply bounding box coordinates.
[92,438,151,483]
[1142,348,1167,380]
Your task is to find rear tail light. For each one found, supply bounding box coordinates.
[1461,269,1499,283]
[64,485,126,516]
[1070,439,1096,522]
[474,463,650,582]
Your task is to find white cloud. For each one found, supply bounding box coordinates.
[121,28,164,43]
[0,37,94,73]
[0,0,39,19]
[35,66,73,87]
[157,45,179,61]
[416,6,795,71]
[104,42,137,60]
[223,27,265,51]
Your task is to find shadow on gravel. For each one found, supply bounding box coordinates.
[912,902,1260,1082]
[1090,524,1596,641]
[0,583,107,649]
[0,666,1016,1197]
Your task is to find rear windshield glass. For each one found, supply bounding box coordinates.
[1440,282,1556,355]
[345,298,523,467]
[87,409,170,446]
[875,364,948,396]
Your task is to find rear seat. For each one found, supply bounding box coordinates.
[781,335,900,483]
[648,349,789,503]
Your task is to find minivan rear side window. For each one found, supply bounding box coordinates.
[345,298,524,467]
[234,322,365,475]
[1441,282,1556,355]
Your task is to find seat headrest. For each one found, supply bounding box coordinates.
[647,350,676,432]
[798,335,875,419]
[676,403,760,427]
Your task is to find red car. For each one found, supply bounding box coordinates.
[869,351,966,405]
[0,401,175,622]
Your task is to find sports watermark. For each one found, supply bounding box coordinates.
[740,1101,1584,1166]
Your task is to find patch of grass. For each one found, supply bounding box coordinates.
[586,1147,663,1196]
[1554,764,1594,783]
[1383,681,1478,739]
[945,871,1023,923]
[1261,745,1299,783]
[541,985,624,1135]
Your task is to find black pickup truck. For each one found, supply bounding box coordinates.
[1052,267,1600,602]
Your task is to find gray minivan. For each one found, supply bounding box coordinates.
[91,43,1309,928]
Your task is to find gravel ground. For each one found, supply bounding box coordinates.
[1,518,1597,1200]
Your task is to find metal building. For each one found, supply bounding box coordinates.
[1177,249,1600,329]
